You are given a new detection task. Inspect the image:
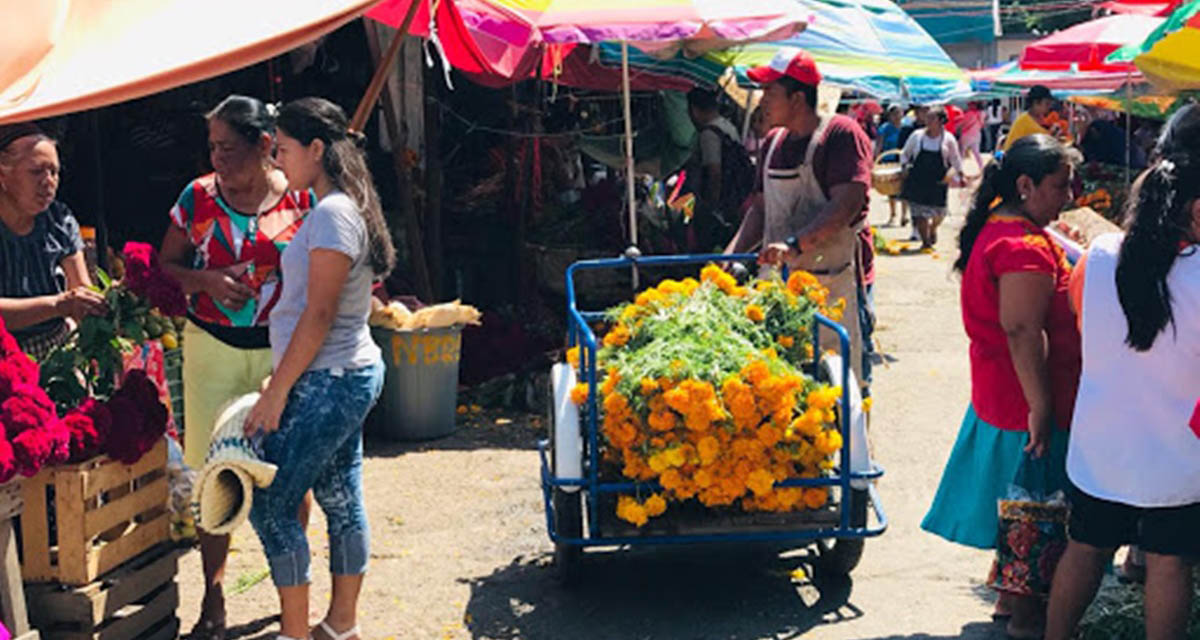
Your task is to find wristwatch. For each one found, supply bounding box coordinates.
[785,235,803,254]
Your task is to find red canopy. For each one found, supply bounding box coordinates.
[367,0,700,89]
[1099,0,1183,16]
[1019,14,1163,72]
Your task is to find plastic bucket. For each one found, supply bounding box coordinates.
[366,325,463,441]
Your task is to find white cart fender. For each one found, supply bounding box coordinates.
[819,355,871,490]
[550,363,583,492]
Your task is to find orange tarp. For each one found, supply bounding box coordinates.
[0,0,383,124]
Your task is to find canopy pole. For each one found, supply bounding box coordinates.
[621,40,639,289]
[350,0,422,133]
[1125,72,1132,189]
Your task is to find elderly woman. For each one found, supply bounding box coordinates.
[159,95,313,640]
[0,123,105,358]
[922,135,1081,638]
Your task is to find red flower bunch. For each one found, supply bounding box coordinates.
[122,242,186,317]
[0,316,70,481]
[101,370,168,464]
[62,398,113,463]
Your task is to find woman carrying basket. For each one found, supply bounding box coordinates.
[875,106,908,227]
[243,97,393,640]
[922,135,1080,638]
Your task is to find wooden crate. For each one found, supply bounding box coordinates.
[0,480,38,640]
[20,440,169,586]
[25,544,180,640]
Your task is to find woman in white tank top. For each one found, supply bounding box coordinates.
[1046,104,1200,640]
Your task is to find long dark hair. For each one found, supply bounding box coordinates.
[206,95,275,146]
[276,98,396,278]
[1116,151,1200,351]
[1153,102,1200,161]
[954,134,1074,273]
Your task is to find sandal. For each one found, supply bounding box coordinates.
[188,616,226,640]
[311,620,360,640]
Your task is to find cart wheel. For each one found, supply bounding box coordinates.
[818,488,869,576]
[548,371,584,585]
[553,488,584,585]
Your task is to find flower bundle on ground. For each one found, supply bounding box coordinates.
[569,265,847,527]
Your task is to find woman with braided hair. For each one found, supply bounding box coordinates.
[1046,104,1200,640]
[922,134,1080,637]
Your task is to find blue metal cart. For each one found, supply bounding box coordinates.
[539,253,888,583]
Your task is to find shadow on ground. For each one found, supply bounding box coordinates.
[364,410,543,457]
[462,544,874,640]
[856,624,1002,640]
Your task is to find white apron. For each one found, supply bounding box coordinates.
[761,119,864,385]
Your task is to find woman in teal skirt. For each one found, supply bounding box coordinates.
[921,135,1081,638]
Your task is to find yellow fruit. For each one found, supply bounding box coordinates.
[161,333,179,350]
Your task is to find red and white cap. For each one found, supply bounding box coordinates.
[746,47,822,87]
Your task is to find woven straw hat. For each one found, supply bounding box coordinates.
[191,393,277,535]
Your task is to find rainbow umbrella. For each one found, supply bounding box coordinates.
[699,0,969,103]
[1108,0,1200,91]
[586,0,971,103]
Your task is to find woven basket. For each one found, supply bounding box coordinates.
[871,149,904,197]
[191,393,277,535]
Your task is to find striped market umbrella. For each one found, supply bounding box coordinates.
[585,0,971,103]
[1108,0,1200,91]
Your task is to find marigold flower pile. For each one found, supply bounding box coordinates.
[569,265,847,527]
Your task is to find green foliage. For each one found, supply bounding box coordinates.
[38,278,174,412]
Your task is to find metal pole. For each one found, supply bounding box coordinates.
[1125,73,1133,189]
[621,41,639,288]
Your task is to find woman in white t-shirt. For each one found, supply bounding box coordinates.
[1046,106,1200,640]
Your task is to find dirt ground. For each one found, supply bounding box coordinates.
[177,190,1021,640]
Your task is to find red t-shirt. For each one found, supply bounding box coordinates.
[960,215,1081,431]
[755,114,873,225]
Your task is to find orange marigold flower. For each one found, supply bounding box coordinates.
[756,425,781,448]
[603,392,629,415]
[616,495,649,527]
[640,378,658,395]
[746,469,775,497]
[694,468,714,488]
[570,383,589,406]
[664,447,687,468]
[777,335,795,349]
[663,388,690,413]
[644,494,667,517]
[648,410,677,432]
[787,270,819,295]
[814,429,844,456]
[697,436,720,465]
[601,369,621,395]
[742,360,770,386]
[660,468,683,490]
[566,346,580,366]
[803,488,828,509]
[603,324,631,347]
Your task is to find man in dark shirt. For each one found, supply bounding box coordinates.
[724,48,873,385]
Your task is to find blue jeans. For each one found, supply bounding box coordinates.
[249,360,384,587]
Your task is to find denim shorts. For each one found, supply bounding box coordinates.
[249,360,384,587]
